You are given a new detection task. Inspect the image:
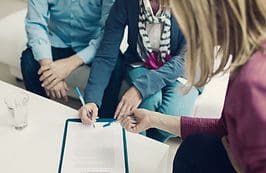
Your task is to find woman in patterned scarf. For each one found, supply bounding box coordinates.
[79,0,200,142]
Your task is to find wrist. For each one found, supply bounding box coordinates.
[69,54,83,71]
[39,59,52,66]
[151,113,182,136]
[132,86,143,100]
[149,112,162,129]
[87,102,99,109]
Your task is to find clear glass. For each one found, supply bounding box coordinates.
[4,92,29,130]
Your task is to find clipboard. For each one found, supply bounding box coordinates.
[58,118,129,173]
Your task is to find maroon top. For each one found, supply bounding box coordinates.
[181,44,266,173]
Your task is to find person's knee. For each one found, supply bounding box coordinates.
[180,87,199,115]
[167,86,199,115]
[158,81,197,115]
[178,134,202,153]
[20,48,39,75]
[173,134,226,173]
[175,134,219,162]
[139,91,162,111]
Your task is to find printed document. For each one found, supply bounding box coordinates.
[60,122,126,173]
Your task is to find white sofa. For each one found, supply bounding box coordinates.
[0,9,128,98]
[0,9,229,118]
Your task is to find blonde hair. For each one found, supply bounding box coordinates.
[170,0,266,87]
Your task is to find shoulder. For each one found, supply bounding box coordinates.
[237,49,266,88]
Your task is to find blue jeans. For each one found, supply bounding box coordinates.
[173,134,236,173]
[127,67,199,142]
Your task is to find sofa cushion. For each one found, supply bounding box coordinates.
[0,9,27,68]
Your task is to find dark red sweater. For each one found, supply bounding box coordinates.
[181,46,266,172]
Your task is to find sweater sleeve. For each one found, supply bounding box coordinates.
[132,36,186,99]
[230,55,266,173]
[181,116,227,139]
[25,0,52,61]
[84,0,127,107]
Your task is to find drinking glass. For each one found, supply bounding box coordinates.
[4,92,29,130]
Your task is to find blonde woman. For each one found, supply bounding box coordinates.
[120,0,266,172]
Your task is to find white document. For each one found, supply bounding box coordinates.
[60,121,127,173]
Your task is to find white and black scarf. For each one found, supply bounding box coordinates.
[137,0,172,69]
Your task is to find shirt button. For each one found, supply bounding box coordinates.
[70,13,74,18]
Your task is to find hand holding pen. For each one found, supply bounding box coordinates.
[75,87,98,127]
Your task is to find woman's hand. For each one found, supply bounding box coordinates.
[119,109,156,133]
[114,86,142,120]
[78,103,99,125]
[120,108,182,136]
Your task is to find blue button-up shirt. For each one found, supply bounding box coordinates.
[25,0,115,63]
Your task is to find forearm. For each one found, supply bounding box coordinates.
[149,113,226,139]
[150,112,181,136]
[67,54,84,71]
[76,41,100,64]
[181,117,226,139]
[39,55,82,69]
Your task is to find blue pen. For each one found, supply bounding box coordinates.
[103,119,116,128]
[75,87,95,128]
[102,115,137,128]
[75,87,86,106]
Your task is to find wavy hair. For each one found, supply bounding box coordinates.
[169,0,266,87]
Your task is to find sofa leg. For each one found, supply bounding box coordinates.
[16,77,23,82]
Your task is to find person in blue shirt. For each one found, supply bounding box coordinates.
[79,0,200,142]
[20,0,115,100]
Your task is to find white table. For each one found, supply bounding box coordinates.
[0,81,170,173]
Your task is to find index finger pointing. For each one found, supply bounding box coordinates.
[114,101,124,119]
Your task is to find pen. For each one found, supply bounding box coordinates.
[103,119,116,128]
[103,115,137,128]
[75,87,95,128]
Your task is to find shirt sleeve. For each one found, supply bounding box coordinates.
[25,0,52,61]
[77,0,115,64]
[231,62,266,173]
[132,44,186,99]
[84,0,127,107]
[180,116,227,139]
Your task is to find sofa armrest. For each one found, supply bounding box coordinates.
[0,8,129,99]
[0,9,27,74]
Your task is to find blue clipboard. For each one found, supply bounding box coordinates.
[58,118,129,173]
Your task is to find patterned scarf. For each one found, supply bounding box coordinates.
[137,0,172,69]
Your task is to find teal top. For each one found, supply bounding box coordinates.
[25,0,115,63]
